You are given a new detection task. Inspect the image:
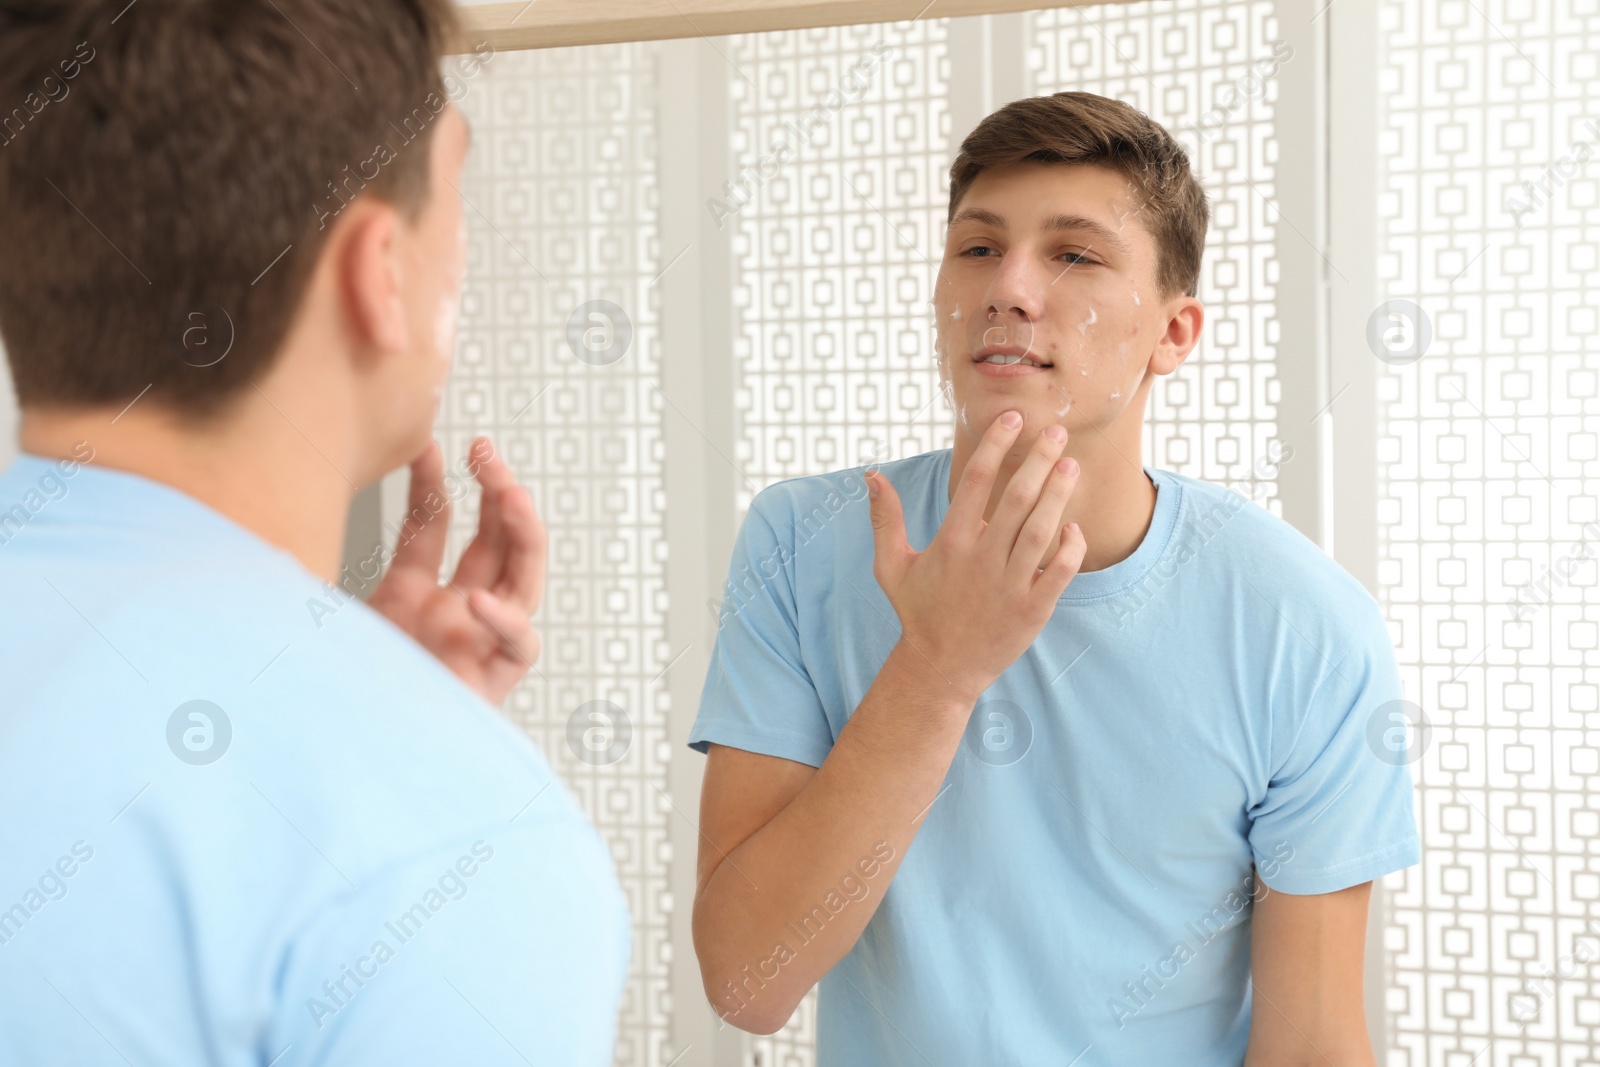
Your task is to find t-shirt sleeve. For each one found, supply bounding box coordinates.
[688,498,835,768]
[269,818,630,1067]
[1247,599,1423,895]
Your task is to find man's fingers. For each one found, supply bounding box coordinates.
[983,425,1068,557]
[467,587,541,669]
[867,470,914,590]
[452,447,510,592]
[452,438,544,615]
[489,484,546,612]
[946,411,1025,541]
[1034,520,1088,598]
[387,438,451,576]
[1005,454,1079,585]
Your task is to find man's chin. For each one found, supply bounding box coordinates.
[380,411,440,478]
[950,392,1079,436]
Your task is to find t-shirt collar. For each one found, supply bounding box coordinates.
[932,447,1181,602]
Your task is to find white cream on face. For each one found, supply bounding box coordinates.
[937,375,968,430]
[429,214,469,399]
[932,168,1159,438]
[433,293,460,367]
[932,327,967,432]
[932,283,978,432]
[446,215,470,347]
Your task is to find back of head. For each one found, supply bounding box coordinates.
[0,0,460,422]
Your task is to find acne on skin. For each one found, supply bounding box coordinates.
[930,162,1186,450]
[920,161,1209,573]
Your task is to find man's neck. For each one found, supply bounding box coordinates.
[18,391,359,585]
[949,422,1157,574]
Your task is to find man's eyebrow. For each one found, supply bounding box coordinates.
[950,207,1133,255]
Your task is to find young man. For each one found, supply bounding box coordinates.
[0,2,626,1064]
[690,92,1420,1064]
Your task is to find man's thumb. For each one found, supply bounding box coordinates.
[867,471,912,584]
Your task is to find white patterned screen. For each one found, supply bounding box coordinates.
[439,43,672,1067]
[731,20,957,512]
[1377,0,1600,1062]
[1031,0,1287,508]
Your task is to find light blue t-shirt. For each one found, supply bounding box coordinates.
[0,451,629,1066]
[690,447,1422,1066]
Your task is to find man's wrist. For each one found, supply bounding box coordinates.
[882,637,986,713]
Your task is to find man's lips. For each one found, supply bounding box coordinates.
[973,344,1053,368]
[975,363,1052,378]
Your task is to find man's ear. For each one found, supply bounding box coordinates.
[1151,297,1203,376]
[337,204,411,359]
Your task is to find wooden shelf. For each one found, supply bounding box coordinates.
[452,0,1131,53]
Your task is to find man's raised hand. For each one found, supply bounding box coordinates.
[867,411,1086,704]
[368,436,547,707]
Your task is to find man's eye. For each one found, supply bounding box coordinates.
[1060,252,1093,265]
[962,245,997,258]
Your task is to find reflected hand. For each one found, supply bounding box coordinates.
[368,436,546,707]
[866,412,1086,703]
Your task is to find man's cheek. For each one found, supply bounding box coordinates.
[433,216,468,362]
[434,290,461,365]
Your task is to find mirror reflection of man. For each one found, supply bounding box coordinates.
[691,91,1419,1066]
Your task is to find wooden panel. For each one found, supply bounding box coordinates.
[452,0,1141,53]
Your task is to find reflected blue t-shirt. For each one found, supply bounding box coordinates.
[689,447,1422,1066]
[0,451,629,1066]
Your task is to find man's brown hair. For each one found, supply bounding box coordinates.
[949,91,1210,300]
[0,0,463,418]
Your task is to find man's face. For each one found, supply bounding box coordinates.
[932,161,1184,444]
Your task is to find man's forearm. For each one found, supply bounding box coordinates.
[692,638,975,1032]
